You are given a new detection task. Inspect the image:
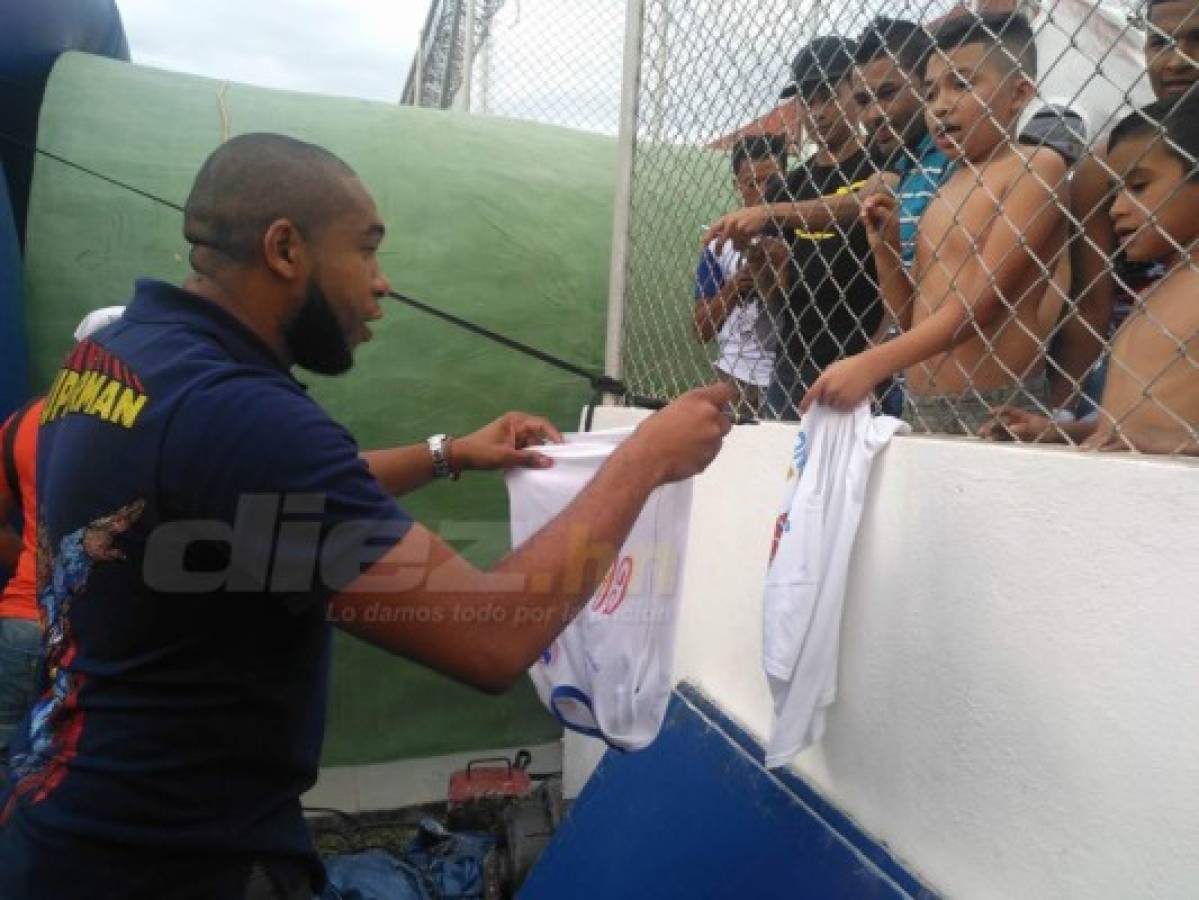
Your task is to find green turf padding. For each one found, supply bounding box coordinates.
[24,52,622,765]
[624,143,735,397]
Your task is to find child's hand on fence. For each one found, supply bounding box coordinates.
[978,407,1058,442]
[731,264,757,299]
[860,193,899,249]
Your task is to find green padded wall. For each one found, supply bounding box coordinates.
[24,52,621,765]
[624,143,736,397]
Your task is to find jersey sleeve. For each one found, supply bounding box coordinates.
[694,244,725,300]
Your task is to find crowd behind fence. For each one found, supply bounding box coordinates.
[618,0,1199,456]
[404,0,1199,457]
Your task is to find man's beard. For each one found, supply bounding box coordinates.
[283,276,354,376]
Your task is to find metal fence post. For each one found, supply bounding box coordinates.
[604,0,647,389]
[459,0,478,110]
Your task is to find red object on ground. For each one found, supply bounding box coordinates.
[448,755,533,804]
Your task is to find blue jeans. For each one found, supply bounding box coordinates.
[877,376,905,418]
[765,361,822,422]
[765,374,801,421]
[0,617,41,778]
[1076,355,1108,420]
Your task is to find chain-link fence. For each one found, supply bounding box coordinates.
[402,0,627,134]
[616,0,1199,455]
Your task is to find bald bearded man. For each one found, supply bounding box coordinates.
[0,134,733,899]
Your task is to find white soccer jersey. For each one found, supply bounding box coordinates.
[506,428,693,751]
[763,404,908,768]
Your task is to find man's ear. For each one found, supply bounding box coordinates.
[262,219,308,280]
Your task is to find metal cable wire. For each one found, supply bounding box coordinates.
[0,130,670,410]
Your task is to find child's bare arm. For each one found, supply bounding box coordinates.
[892,151,1067,361]
[1085,428,1199,455]
[1055,154,1116,408]
[802,151,1068,411]
[861,193,915,330]
[704,172,898,248]
[978,406,1097,443]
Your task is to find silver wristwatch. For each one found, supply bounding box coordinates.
[427,433,457,480]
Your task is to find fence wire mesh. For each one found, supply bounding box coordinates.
[403,0,626,134]
[619,0,1199,455]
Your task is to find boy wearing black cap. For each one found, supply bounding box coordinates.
[760,35,882,419]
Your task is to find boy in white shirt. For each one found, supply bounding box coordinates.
[693,135,789,415]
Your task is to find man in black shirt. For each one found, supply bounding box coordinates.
[763,36,881,419]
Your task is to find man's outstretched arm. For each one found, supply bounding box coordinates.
[331,383,735,693]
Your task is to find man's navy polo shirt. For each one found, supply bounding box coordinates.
[0,278,411,893]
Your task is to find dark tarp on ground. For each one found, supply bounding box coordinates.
[24,52,620,764]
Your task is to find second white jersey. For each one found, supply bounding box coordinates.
[506,428,693,751]
[763,404,908,768]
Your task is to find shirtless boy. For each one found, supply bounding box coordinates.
[801,12,1069,433]
[984,96,1199,454]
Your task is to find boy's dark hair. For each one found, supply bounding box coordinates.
[855,17,935,79]
[1108,95,1199,180]
[932,12,1037,80]
[730,134,788,176]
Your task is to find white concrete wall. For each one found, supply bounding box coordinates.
[580,406,1199,899]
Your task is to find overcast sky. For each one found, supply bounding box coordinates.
[117,0,425,103]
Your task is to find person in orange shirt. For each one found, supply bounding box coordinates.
[0,396,43,772]
[0,306,124,775]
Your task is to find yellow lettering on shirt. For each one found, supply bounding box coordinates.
[69,371,105,414]
[88,381,121,421]
[109,388,148,428]
[40,372,67,424]
[50,372,80,420]
[793,180,871,241]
